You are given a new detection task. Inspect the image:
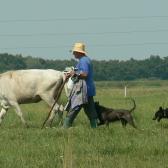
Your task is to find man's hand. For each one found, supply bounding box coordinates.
[64,71,75,79]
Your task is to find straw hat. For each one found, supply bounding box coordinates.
[72,42,86,54]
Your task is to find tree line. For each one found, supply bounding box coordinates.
[0,53,168,81]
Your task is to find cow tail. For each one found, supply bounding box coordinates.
[42,74,67,128]
[62,73,69,97]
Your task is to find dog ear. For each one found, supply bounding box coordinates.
[159,106,163,110]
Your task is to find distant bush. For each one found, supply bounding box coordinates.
[0,53,168,81]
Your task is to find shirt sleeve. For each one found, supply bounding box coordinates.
[79,59,89,74]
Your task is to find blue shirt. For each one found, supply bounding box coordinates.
[76,56,96,97]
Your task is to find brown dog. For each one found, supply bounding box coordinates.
[95,98,137,128]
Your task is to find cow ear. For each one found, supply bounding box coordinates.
[159,106,163,110]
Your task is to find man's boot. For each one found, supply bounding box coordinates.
[90,119,97,128]
[63,117,72,128]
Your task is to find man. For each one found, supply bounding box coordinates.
[63,42,98,128]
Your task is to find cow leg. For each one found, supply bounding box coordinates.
[41,95,63,126]
[48,103,61,126]
[0,99,10,125]
[0,108,8,125]
[48,103,64,126]
[11,102,27,126]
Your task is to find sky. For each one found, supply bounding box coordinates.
[0,0,168,60]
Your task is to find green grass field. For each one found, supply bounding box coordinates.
[1,80,168,168]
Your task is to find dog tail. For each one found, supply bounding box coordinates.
[129,98,136,113]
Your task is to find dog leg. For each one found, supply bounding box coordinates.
[157,117,162,122]
[121,119,127,128]
[128,120,137,129]
[105,120,109,128]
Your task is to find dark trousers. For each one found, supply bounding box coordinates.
[66,96,97,124]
